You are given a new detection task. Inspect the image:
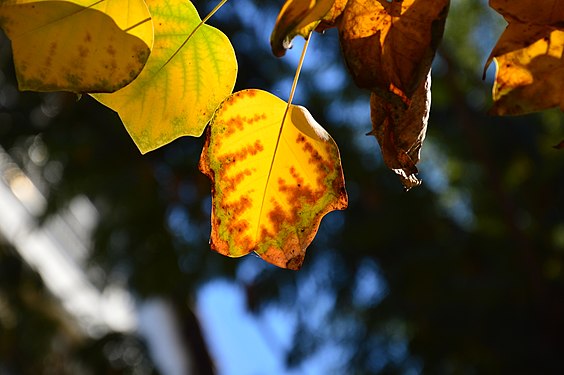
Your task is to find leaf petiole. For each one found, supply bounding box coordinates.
[256,31,313,239]
[286,31,313,108]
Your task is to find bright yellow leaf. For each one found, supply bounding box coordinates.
[93,0,237,154]
[270,0,335,57]
[0,0,152,92]
[199,89,348,270]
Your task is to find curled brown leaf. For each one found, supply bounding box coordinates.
[369,70,431,190]
[486,1,564,115]
[338,0,448,99]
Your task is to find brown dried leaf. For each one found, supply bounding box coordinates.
[489,30,564,115]
[369,70,431,190]
[486,1,564,115]
[316,0,348,31]
[489,0,564,26]
[338,0,448,100]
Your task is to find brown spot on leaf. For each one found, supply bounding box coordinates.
[245,90,257,98]
[267,201,289,235]
[223,169,253,195]
[286,255,304,270]
[78,45,89,58]
[49,42,57,55]
[224,113,268,137]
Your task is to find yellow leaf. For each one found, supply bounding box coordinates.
[199,89,348,270]
[93,0,237,154]
[270,0,335,57]
[0,0,152,92]
[486,1,564,115]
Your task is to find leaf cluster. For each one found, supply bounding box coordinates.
[0,0,562,269]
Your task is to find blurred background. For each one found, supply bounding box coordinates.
[1,0,563,374]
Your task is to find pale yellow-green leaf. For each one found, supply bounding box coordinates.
[199,89,348,270]
[0,0,152,92]
[93,0,237,154]
[270,0,335,57]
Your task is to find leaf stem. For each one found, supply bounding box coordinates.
[159,0,229,71]
[255,32,313,241]
[286,33,312,108]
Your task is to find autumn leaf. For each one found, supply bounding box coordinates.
[0,0,152,92]
[199,89,348,270]
[369,70,431,190]
[338,0,449,100]
[336,0,447,188]
[489,0,564,27]
[93,0,237,154]
[270,0,335,57]
[486,0,564,115]
[316,0,348,32]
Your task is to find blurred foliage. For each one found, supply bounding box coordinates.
[0,0,563,374]
[0,243,156,375]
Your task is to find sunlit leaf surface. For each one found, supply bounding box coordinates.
[270,0,335,57]
[338,0,448,100]
[93,0,237,153]
[199,89,348,270]
[487,0,564,115]
[315,0,348,31]
[0,0,152,92]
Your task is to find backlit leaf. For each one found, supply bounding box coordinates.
[316,0,348,31]
[93,0,237,154]
[338,0,448,100]
[338,0,446,188]
[270,0,335,57]
[369,70,431,190]
[0,0,152,92]
[199,89,348,270]
[489,0,564,26]
[486,0,564,115]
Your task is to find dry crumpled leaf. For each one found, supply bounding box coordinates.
[336,0,447,189]
[270,0,335,57]
[369,70,431,190]
[338,0,449,101]
[486,0,564,115]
